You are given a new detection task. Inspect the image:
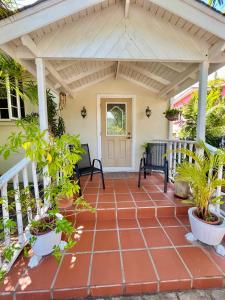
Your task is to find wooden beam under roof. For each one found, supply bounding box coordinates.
[159,63,199,97]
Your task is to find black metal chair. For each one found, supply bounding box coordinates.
[75,144,105,195]
[138,142,169,192]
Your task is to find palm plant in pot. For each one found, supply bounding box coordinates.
[0,117,94,274]
[175,141,225,246]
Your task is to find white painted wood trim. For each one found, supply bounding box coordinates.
[0,0,105,44]
[96,94,136,172]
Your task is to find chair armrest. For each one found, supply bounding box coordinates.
[92,158,103,169]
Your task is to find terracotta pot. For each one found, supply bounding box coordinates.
[188,207,225,246]
[57,195,74,209]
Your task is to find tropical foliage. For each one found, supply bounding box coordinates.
[175,141,225,221]
[179,79,225,146]
[0,119,94,279]
[0,52,38,104]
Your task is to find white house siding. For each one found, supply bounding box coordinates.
[62,78,168,171]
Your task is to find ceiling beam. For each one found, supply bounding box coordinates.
[55,60,78,72]
[45,61,74,96]
[125,0,130,18]
[73,73,114,92]
[208,40,225,60]
[0,43,56,90]
[115,61,120,79]
[159,63,199,97]
[125,63,170,85]
[119,73,159,94]
[20,34,73,96]
[65,62,114,84]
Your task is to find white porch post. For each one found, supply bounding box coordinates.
[35,58,50,207]
[196,61,209,142]
[35,58,48,133]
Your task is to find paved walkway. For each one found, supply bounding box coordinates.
[99,289,225,299]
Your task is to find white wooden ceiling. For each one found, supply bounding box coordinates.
[1,0,225,99]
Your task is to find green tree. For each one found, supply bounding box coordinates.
[179,79,225,146]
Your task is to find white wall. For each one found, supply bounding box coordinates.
[62,78,168,171]
[0,78,169,174]
[0,101,37,174]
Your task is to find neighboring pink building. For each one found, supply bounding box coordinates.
[173,83,225,108]
[172,82,225,137]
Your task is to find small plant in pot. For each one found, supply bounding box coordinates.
[174,141,225,246]
[0,118,94,276]
[163,108,181,121]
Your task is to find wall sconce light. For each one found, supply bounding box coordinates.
[81,106,87,118]
[145,106,152,118]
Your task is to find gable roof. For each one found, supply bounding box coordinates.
[0,0,225,99]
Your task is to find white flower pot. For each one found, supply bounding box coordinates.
[25,214,62,256]
[188,207,225,246]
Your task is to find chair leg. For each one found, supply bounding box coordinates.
[144,167,146,179]
[101,170,105,189]
[164,169,168,193]
[78,178,82,196]
[90,167,94,181]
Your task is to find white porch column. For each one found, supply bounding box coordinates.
[196,61,209,142]
[35,58,48,133]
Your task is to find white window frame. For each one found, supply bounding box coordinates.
[0,74,23,121]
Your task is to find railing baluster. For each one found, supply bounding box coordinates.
[168,142,173,179]
[1,183,10,246]
[173,142,177,176]
[13,174,24,245]
[216,165,223,213]
[183,142,187,160]
[31,161,41,216]
[22,166,32,222]
[189,143,193,163]
[178,142,182,164]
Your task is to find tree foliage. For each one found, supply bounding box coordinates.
[179,79,225,146]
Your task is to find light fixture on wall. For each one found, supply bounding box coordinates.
[81,106,87,118]
[145,106,152,118]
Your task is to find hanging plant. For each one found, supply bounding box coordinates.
[163,108,181,121]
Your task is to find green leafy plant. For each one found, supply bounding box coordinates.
[174,141,225,222]
[23,89,65,137]
[163,108,181,121]
[0,119,94,279]
[179,79,225,146]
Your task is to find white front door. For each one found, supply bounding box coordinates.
[101,98,132,167]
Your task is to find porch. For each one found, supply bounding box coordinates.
[1,172,225,299]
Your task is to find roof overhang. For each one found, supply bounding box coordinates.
[0,0,224,99]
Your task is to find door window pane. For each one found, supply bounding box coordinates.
[106,103,126,136]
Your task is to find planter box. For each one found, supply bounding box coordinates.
[188,207,225,246]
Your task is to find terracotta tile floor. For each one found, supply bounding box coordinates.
[1,173,225,299]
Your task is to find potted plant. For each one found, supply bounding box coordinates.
[175,141,225,246]
[0,117,94,277]
[163,108,181,121]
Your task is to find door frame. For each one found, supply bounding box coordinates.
[97,94,136,172]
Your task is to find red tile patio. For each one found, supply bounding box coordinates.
[1,173,225,299]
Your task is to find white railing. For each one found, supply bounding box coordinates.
[0,158,45,273]
[154,139,196,178]
[155,139,225,215]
